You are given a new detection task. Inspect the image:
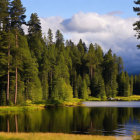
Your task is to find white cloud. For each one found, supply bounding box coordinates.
[40,16,63,37]
[38,12,140,74]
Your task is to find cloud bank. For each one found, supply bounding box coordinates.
[39,12,140,74]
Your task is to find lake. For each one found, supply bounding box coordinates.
[0,101,140,136]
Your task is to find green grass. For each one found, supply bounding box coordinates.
[0,98,83,113]
[0,104,45,114]
[62,98,83,106]
[115,95,140,101]
[0,133,116,140]
[87,96,102,101]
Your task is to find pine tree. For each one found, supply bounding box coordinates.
[40,47,50,100]
[0,0,12,105]
[47,28,53,45]
[90,73,106,99]
[77,75,82,98]
[28,13,44,64]
[10,0,26,104]
[55,30,64,50]
[77,39,86,56]
[124,72,130,97]
[77,39,87,77]
[117,57,124,74]
[52,78,73,102]
[10,0,26,31]
[133,0,140,47]
[54,53,69,83]
[28,13,42,37]
[103,49,118,97]
[81,80,88,99]
[0,0,10,31]
[86,43,97,79]
[97,76,106,99]
[19,35,42,102]
[130,75,133,96]
[90,73,99,97]
[118,72,131,97]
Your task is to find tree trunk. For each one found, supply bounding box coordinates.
[7,43,10,105]
[15,67,17,104]
[14,32,18,105]
[90,66,92,79]
[49,70,53,98]
[7,118,9,132]
[15,115,18,133]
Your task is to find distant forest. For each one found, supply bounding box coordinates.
[0,0,140,105]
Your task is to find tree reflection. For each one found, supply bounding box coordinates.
[1,107,140,135]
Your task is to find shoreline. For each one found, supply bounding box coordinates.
[0,95,140,112]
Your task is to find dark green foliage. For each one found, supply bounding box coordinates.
[55,30,64,50]
[130,75,133,96]
[52,78,73,102]
[118,72,131,97]
[28,13,44,64]
[133,75,140,95]
[103,49,118,97]
[10,0,26,31]
[28,13,42,37]
[80,80,88,99]
[0,0,10,31]
[47,28,53,45]
[90,73,106,99]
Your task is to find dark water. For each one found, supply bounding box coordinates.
[1,105,140,136]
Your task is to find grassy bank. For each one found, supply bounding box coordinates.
[0,98,83,113]
[87,95,140,101]
[0,95,140,113]
[0,133,116,140]
[0,104,45,114]
[115,95,140,101]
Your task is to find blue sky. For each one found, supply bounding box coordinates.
[21,0,140,74]
[22,0,136,19]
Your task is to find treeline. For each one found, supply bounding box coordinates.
[0,0,139,105]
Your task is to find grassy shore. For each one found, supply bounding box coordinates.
[0,95,140,113]
[0,104,45,114]
[0,98,83,113]
[87,95,140,101]
[115,95,140,101]
[0,133,116,140]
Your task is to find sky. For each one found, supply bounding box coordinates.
[21,0,140,74]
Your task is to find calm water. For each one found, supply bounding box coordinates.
[1,102,140,136]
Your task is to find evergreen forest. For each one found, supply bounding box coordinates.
[0,0,140,105]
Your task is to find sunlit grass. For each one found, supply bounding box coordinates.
[0,104,45,114]
[46,98,83,106]
[62,98,83,106]
[87,96,102,101]
[115,95,140,101]
[0,133,116,140]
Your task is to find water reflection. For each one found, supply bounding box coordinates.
[0,107,140,136]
